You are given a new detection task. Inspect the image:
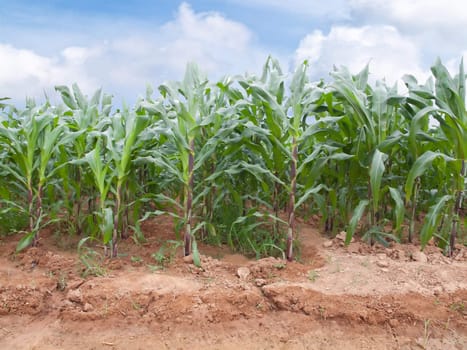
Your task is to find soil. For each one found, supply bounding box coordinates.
[0,216,466,350]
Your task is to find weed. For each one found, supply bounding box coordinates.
[57,273,67,291]
[0,209,28,236]
[146,264,164,273]
[102,300,109,316]
[77,237,106,277]
[273,263,286,270]
[318,306,327,320]
[444,317,451,330]
[267,272,278,279]
[151,240,183,267]
[360,257,370,268]
[422,319,431,348]
[130,299,142,311]
[449,302,465,313]
[308,270,319,282]
[79,247,106,277]
[131,256,143,264]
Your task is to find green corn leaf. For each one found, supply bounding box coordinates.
[55,85,78,109]
[369,149,388,214]
[16,231,36,252]
[405,151,454,202]
[72,83,88,111]
[420,195,452,249]
[192,239,201,268]
[346,200,369,245]
[102,207,114,244]
[388,187,405,234]
[295,184,328,209]
[225,161,285,185]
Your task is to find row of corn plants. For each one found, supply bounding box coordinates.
[0,57,465,260]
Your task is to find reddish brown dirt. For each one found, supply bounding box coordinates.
[0,216,466,350]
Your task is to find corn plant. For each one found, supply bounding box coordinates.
[317,66,403,245]
[0,100,78,250]
[236,58,335,260]
[139,63,241,264]
[0,57,465,260]
[405,58,466,254]
[55,84,113,236]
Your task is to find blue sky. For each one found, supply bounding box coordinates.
[1,1,466,104]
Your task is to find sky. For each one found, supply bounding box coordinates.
[1,0,467,104]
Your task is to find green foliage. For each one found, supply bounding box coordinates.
[77,237,106,277]
[0,57,465,259]
[0,208,28,236]
[151,240,183,267]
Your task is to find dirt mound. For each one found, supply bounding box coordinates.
[0,221,466,349]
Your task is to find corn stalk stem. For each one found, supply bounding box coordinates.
[409,177,420,243]
[449,159,466,256]
[27,186,34,234]
[32,186,43,246]
[111,185,122,258]
[184,140,195,256]
[75,168,82,235]
[273,174,280,234]
[367,183,375,245]
[286,138,297,261]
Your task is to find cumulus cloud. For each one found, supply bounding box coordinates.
[0,3,269,103]
[349,0,467,28]
[2,0,466,104]
[348,0,467,59]
[295,25,428,84]
[288,0,467,87]
[153,3,265,75]
[0,44,97,101]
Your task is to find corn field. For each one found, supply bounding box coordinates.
[0,57,465,261]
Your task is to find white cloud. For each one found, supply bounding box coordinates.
[348,0,467,59]
[3,0,466,104]
[0,44,97,101]
[154,3,264,75]
[350,0,467,28]
[61,46,102,65]
[0,3,269,103]
[295,25,429,85]
[445,52,467,76]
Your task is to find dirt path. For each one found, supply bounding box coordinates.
[0,220,466,349]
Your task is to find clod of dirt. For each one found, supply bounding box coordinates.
[322,240,333,248]
[346,242,360,254]
[376,260,389,268]
[67,279,85,290]
[255,278,267,287]
[183,255,193,264]
[335,231,346,241]
[236,267,251,280]
[387,248,405,260]
[66,289,82,304]
[83,303,93,312]
[335,231,354,243]
[248,257,285,280]
[411,251,428,263]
